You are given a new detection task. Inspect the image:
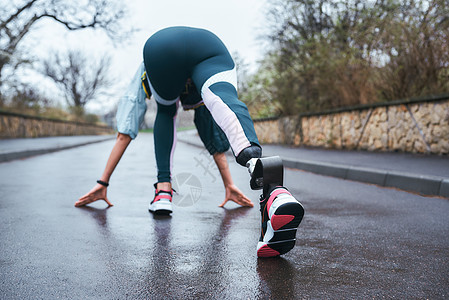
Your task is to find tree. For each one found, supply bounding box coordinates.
[240,55,283,118]
[374,0,449,100]
[42,49,112,117]
[245,0,449,116]
[262,0,391,114]
[232,51,250,95]
[8,84,49,111]
[0,0,129,87]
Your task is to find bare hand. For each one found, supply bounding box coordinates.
[75,184,113,207]
[219,184,254,208]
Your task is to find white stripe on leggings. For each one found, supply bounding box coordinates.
[148,77,180,106]
[201,86,251,156]
[201,67,237,92]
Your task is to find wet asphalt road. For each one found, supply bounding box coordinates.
[0,133,448,299]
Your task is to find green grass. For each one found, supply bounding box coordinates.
[139,128,154,133]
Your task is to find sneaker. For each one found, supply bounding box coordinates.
[257,186,304,258]
[149,188,173,214]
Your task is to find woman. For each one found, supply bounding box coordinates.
[75,27,304,257]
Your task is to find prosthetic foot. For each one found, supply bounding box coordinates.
[247,156,305,258]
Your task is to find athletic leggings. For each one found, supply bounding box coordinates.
[143,26,259,182]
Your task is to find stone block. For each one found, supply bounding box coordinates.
[346,167,386,185]
[413,140,428,153]
[430,143,441,154]
[294,160,348,179]
[438,139,449,154]
[431,111,442,124]
[251,99,448,154]
[439,179,449,198]
[373,139,383,149]
[385,172,442,196]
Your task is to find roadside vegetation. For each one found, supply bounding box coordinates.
[0,0,131,123]
[240,0,449,118]
[1,0,447,122]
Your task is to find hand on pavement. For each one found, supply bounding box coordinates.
[75,184,113,207]
[219,184,254,208]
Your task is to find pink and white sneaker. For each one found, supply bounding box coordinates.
[149,188,173,215]
[257,186,304,258]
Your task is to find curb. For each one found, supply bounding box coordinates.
[282,157,449,198]
[0,136,115,163]
[177,135,449,199]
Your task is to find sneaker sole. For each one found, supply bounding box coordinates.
[257,201,304,258]
[149,200,173,215]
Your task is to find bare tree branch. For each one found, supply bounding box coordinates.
[0,0,130,89]
[42,49,112,111]
[0,0,39,31]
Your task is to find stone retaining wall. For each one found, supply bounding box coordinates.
[0,111,114,138]
[254,96,449,155]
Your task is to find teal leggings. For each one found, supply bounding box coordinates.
[144,27,234,99]
[144,27,259,182]
[153,102,178,183]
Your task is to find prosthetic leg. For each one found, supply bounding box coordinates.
[247,156,305,257]
[248,156,284,192]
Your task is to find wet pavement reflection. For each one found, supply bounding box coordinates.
[257,258,297,298]
[79,206,111,228]
[1,134,448,299]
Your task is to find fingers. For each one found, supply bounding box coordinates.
[219,184,256,208]
[235,196,254,208]
[75,190,94,207]
[218,199,229,207]
[219,195,254,208]
[243,199,254,207]
[75,196,110,207]
[230,187,254,207]
[74,198,90,207]
[75,186,110,207]
[103,197,113,207]
[75,194,96,207]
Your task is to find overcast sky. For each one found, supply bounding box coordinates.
[27,0,269,113]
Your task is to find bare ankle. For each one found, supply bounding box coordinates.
[156,182,172,191]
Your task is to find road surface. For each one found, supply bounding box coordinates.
[0,133,448,299]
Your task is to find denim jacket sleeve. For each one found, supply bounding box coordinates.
[116,62,148,139]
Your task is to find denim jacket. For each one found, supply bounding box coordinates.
[116,63,148,139]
